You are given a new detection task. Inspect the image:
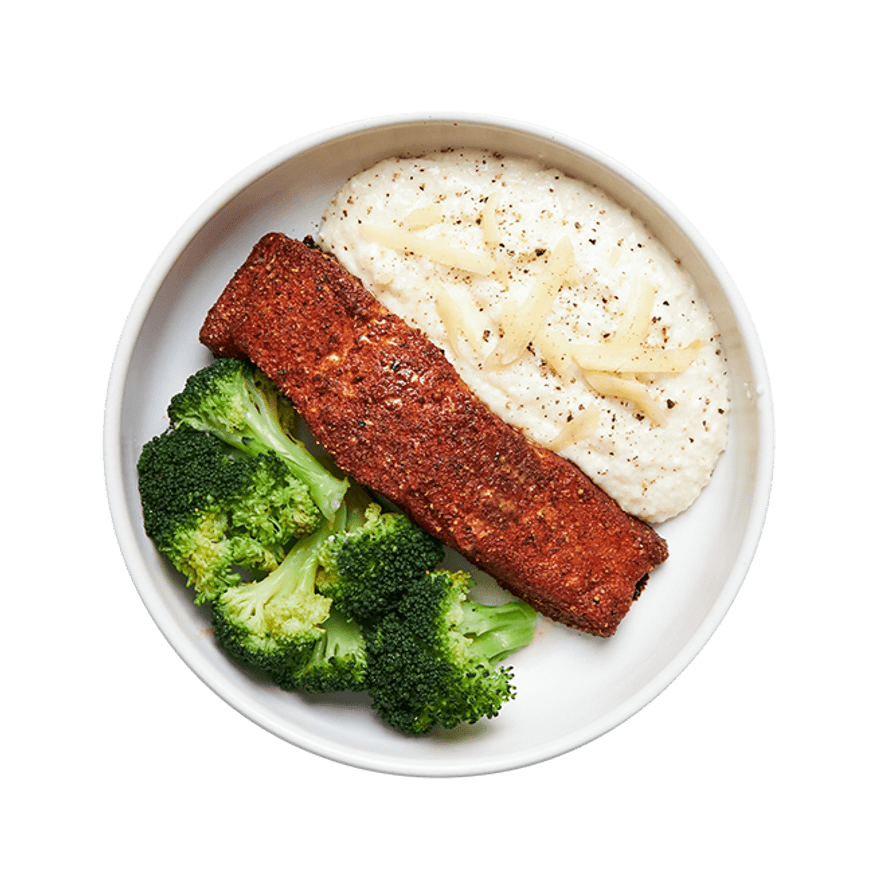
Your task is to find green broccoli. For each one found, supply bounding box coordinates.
[318,507,537,734]
[290,609,368,694]
[364,570,537,734]
[139,362,537,722]
[211,516,331,686]
[137,427,321,602]
[211,501,369,694]
[317,503,446,622]
[167,358,348,519]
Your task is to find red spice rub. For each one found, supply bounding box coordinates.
[199,233,668,636]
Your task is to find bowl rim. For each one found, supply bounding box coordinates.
[104,112,775,776]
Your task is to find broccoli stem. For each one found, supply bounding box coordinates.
[223,515,334,633]
[222,369,348,520]
[460,600,538,667]
[320,610,364,656]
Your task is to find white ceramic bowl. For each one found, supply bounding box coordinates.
[105,113,773,776]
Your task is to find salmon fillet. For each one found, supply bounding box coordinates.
[199,233,668,636]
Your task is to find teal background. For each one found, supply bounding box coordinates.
[0,0,878,878]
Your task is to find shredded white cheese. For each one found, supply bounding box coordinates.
[485,236,576,369]
[480,191,502,249]
[568,338,706,374]
[360,223,496,276]
[582,373,669,427]
[546,406,600,451]
[402,204,444,231]
[613,277,656,345]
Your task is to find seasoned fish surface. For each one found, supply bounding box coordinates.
[200,233,668,636]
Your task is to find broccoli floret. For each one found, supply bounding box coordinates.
[318,507,536,733]
[211,516,334,687]
[289,609,368,693]
[140,369,537,721]
[167,358,348,519]
[137,428,321,602]
[211,501,369,694]
[363,570,537,734]
[317,504,446,622]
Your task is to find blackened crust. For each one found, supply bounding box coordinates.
[200,233,668,636]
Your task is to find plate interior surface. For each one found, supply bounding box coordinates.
[106,116,773,776]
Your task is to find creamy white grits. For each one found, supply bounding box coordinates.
[318,149,729,523]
